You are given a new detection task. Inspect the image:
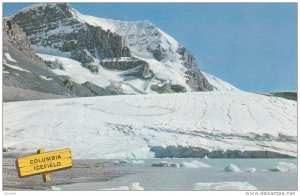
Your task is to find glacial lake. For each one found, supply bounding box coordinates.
[58,158,297,191]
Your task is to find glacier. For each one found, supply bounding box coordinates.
[3,90,296,159]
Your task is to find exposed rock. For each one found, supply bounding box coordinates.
[71,49,98,73]
[101,57,148,71]
[150,83,187,94]
[178,47,214,91]
[44,59,64,70]
[123,64,154,79]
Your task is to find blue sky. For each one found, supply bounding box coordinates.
[3,3,297,93]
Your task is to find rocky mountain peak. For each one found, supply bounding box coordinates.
[9,3,214,94]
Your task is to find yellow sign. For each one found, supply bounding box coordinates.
[16,148,73,181]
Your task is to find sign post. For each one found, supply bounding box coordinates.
[16,148,73,182]
[37,148,51,182]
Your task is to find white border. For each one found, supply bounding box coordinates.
[1,1,298,196]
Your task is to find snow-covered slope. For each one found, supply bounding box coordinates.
[3,91,296,159]
[202,72,238,91]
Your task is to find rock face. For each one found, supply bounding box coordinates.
[10,3,214,94]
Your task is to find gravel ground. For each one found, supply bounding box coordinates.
[3,152,138,190]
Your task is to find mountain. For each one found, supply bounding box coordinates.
[3,91,296,159]
[8,3,214,95]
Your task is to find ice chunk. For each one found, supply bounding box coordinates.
[270,162,297,172]
[151,161,180,168]
[51,186,61,191]
[194,182,257,190]
[224,164,241,172]
[180,160,211,168]
[132,160,145,164]
[113,159,129,165]
[130,182,144,190]
[245,168,256,173]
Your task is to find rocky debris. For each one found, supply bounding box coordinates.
[3,157,138,190]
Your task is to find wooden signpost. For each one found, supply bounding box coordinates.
[16,148,73,182]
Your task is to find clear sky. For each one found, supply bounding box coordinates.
[3,3,297,93]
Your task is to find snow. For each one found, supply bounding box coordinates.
[37,53,151,93]
[3,70,10,74]
[193,182,257,190]
[224,164,241,172]
[37,54,88,84]
[180,161,211,168]
[3,90,297,159]
[133,55,192,91]
[17,3,57,14]
[3,60,31,73]
[76,15,117,33]
[157,28,179,50]
[98,182,144,190]
[270,162,297,172]
[4,53,17,63]
[40,75,53,81]
[202,72,238,91]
